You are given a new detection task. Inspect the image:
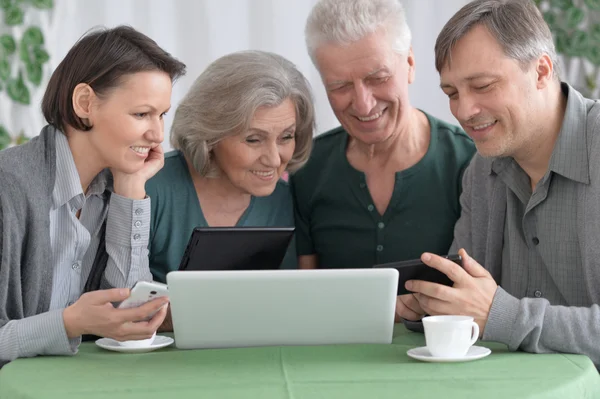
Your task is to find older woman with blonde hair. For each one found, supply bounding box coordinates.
[147,50,314,282]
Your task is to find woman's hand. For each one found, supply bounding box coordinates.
[112,144,165,199]
[63,288,169,341]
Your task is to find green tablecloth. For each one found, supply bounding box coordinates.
[1,325,598,398]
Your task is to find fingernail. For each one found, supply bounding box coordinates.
[405,281,413,290]
[120,289,129,297]
[422,253,431,262]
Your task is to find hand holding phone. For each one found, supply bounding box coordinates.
[63,284,169,341]
[118,281,169,321]
[374,255,463,295]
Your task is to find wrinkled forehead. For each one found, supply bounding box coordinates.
[314,30,400,77]
[439,28,514,83]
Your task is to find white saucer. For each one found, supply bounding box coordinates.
[407,345,491,363]
[95,335,174,353]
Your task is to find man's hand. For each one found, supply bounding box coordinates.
[63,288,169,341]
[406,248,497,335]
[395,294,426,322]
[112,144,165,199]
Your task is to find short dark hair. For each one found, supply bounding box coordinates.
[42,25,187,133]
[435,0,557,77]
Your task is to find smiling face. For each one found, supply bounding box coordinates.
[84,71,172,173]
[314,29,415,146]
[212,98,297,197]
[439,24,543,158]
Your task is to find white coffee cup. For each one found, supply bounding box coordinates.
[116,332,156,348]
[422,315,479,358]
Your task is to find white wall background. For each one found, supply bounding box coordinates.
[0,0,471,149]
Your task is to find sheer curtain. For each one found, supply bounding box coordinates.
[1,0,470,146]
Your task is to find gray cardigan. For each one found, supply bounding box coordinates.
[0,126,109,367]
[451,84,600,366]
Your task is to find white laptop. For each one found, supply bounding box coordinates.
[166,268,399,349]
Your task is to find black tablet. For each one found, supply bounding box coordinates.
[178,227,295,271]
[373,255,463,295]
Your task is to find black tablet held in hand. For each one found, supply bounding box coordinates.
[373,254,463,295]
[178,227,295,271]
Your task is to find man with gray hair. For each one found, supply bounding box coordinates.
[398,0,600,366]
[291,0,475,313]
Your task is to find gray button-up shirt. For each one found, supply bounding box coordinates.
[496,131,585,308]
[0,132,152,360]
[451,83,600,366]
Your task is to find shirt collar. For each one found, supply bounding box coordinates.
[489,82,590,184]
[52,132,111,209]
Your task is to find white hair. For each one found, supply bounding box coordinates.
[305,0,412,64]
[171,50,315,177]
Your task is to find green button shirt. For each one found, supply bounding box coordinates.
[147,151,297,283]
[291,111,475,269]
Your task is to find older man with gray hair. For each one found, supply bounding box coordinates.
[397,0,600,366]
[291,0,475,313]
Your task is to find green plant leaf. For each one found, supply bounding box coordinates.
[22,27,44,46]
[566,7,584,29]
[585,46,600,66]
[19,42,30,64]
[554,28,569,54]
[0,58,10,81]
[0,125,11,151]
[32,46,49,64]
[4,5,24,25]
[26,62,42,85]
[15,131,29,145]
[30,0,52,9]
[591,24,600,43]
[567,31,590,57]
[7,71,30,105]
[585,74,598,91]
[0,34,16,55]
[543,11,558,30]
[0,0,12,11]
[551,0,574,10]
[584,0,600,11]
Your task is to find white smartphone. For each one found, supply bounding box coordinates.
[117,281,169,320]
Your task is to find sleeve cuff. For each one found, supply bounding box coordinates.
[17,309,80,357]
[482,286,520,345]
[107,194,151,247]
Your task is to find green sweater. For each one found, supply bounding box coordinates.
[291,111,476,269]
[147,151,297,282]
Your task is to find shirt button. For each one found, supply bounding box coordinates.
[532,237,540,245]
[367,204,374,212]
[71,262,81,271]
[134,220,142,228]
[376,245,384,252]
[378,222,385,229]
[134,208,143,216]
[534,290,542,298]
[133,233,141,240]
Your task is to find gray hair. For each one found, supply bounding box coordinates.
[171,50,315,177]
[305,0,412,64]
[435,0,559,78]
